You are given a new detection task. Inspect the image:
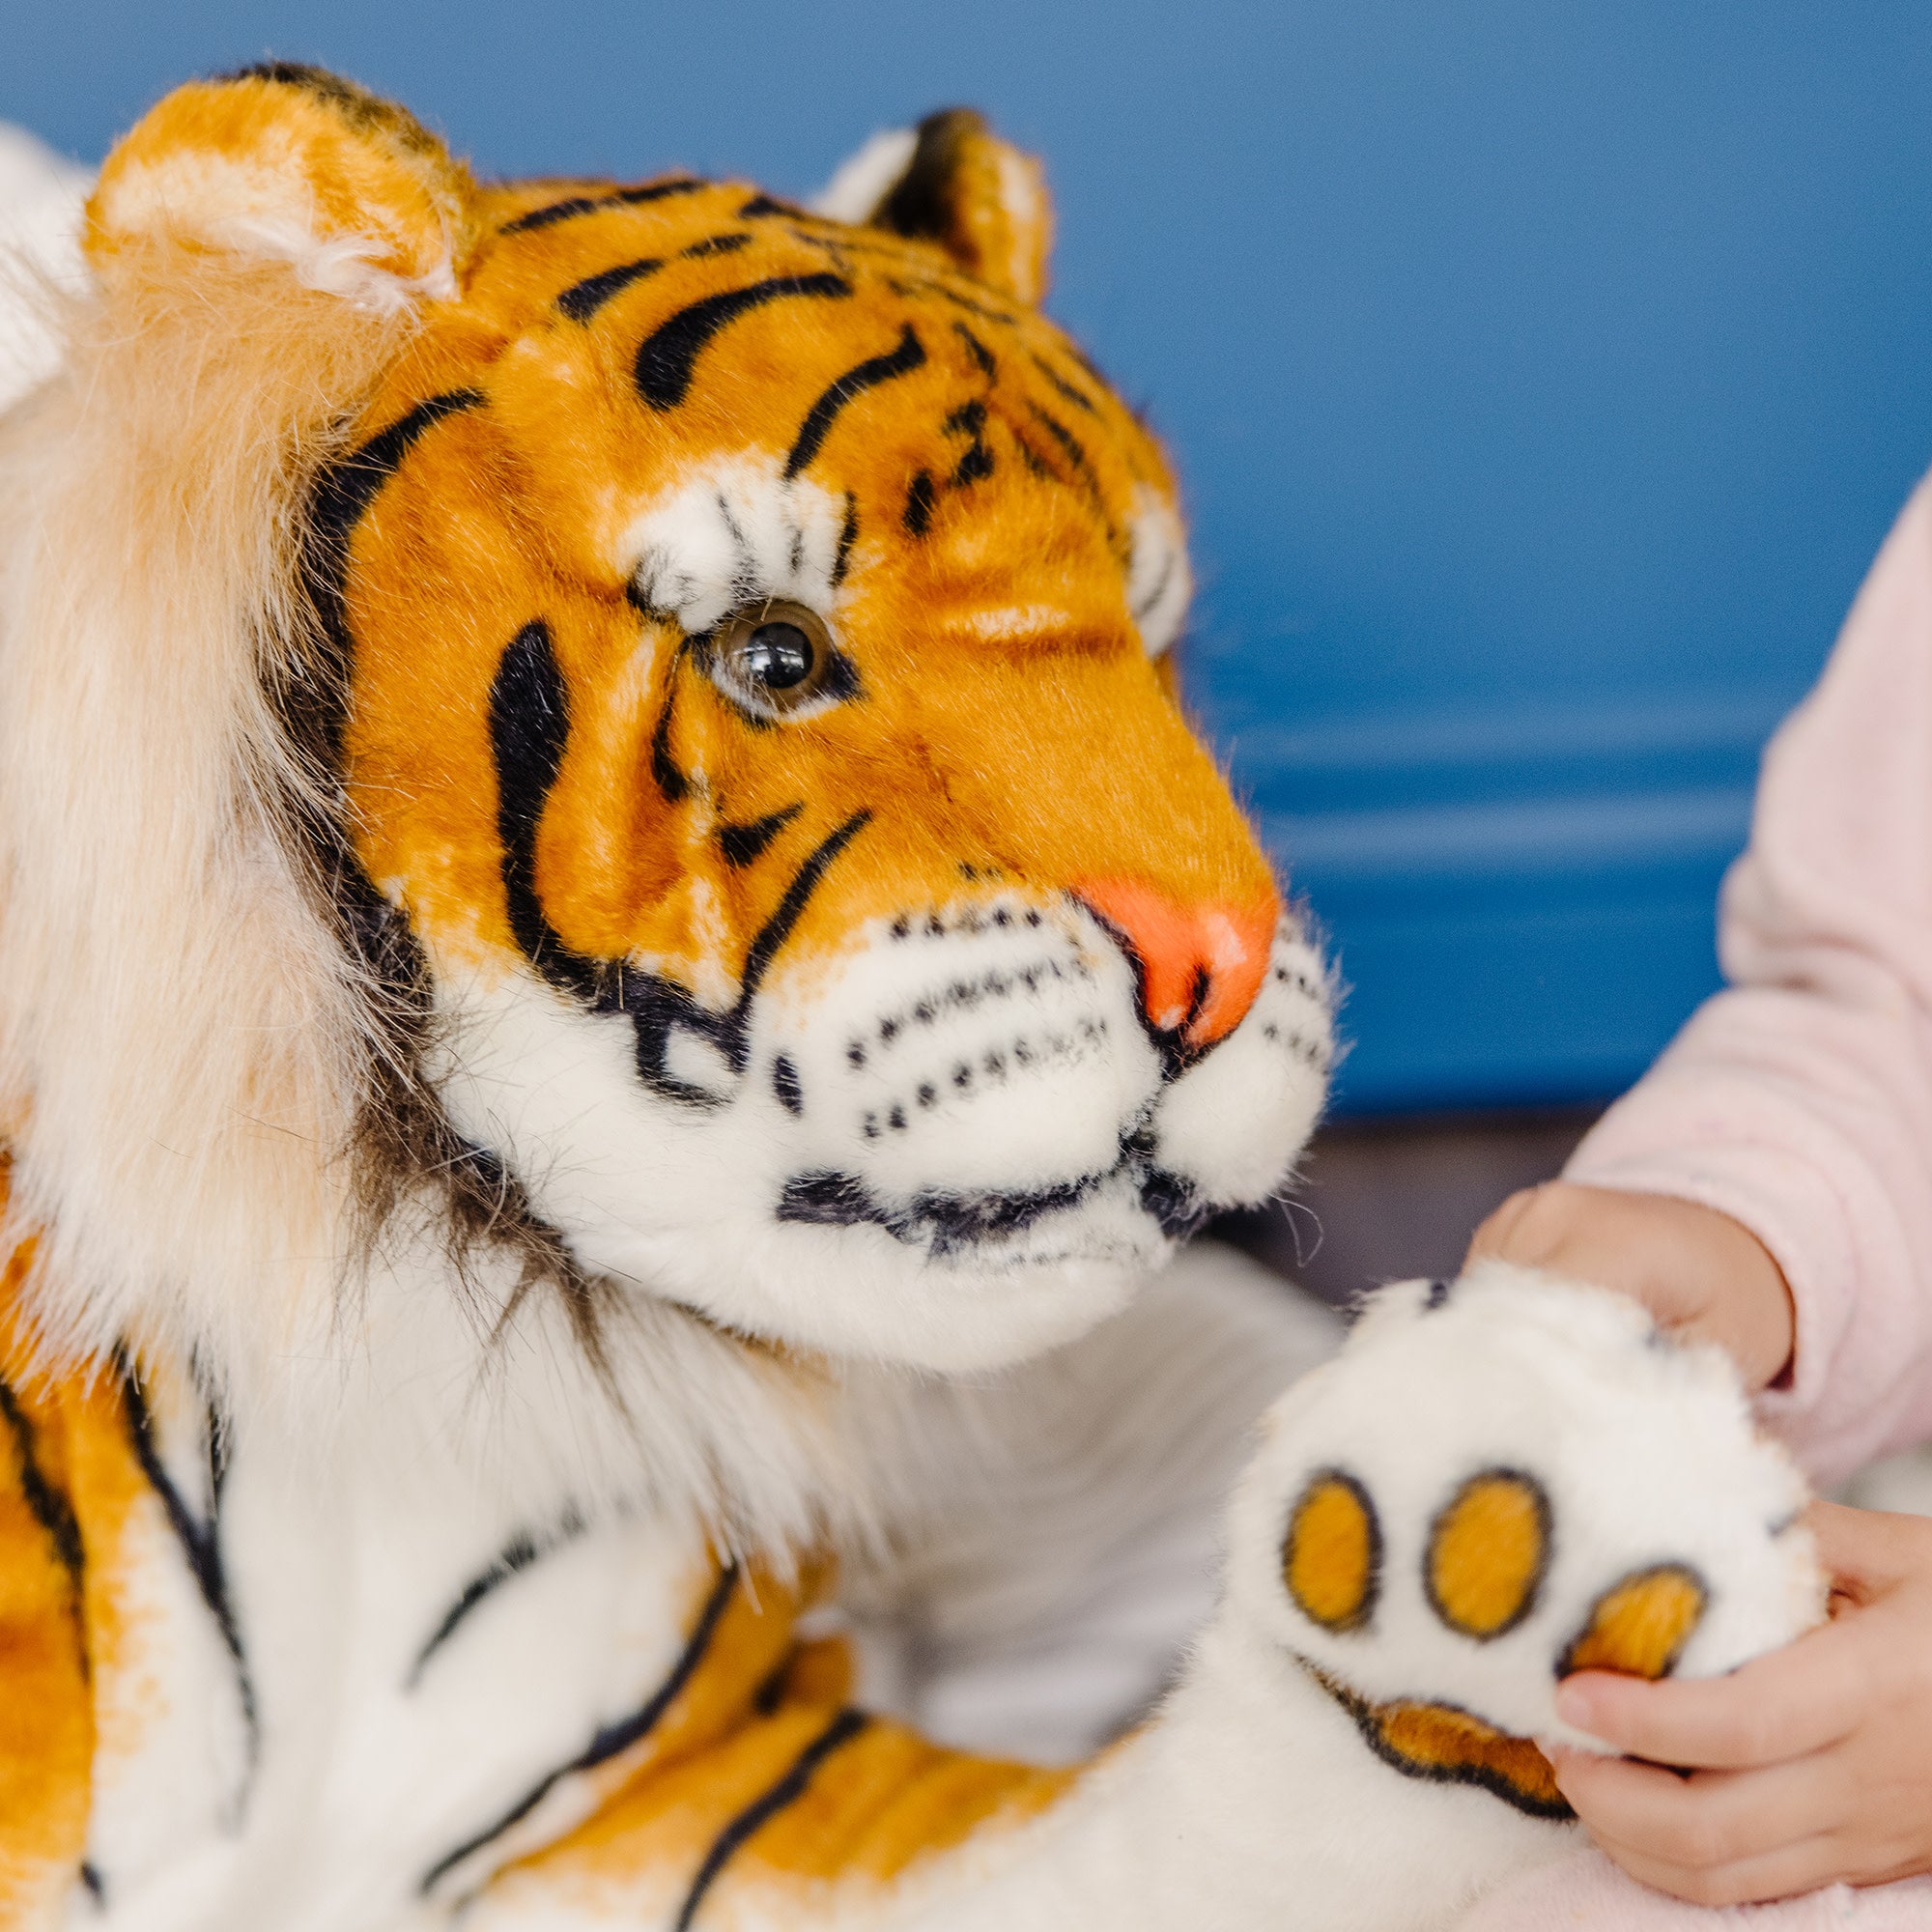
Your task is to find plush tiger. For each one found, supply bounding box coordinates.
[0,67,1822,1932]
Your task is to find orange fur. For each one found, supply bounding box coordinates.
[89,68,476,297]
[343,174,1276,1011]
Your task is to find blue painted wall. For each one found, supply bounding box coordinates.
[13,2,1932,1111]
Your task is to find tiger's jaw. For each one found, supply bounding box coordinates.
[420,893,1331,1372]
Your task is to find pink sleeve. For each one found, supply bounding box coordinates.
[1564,475,1932,1486]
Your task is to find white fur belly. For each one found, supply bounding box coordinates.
[77,1397,707,1932]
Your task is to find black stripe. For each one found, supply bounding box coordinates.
[625,809,867,1103]
[304,390,484,760]
[615,179,708,208]
[1030,350,1098,413]
[831,496,860,585]
[502,194,605,235]
[682,232,753,259]
[739,811,870,1000]
[782,325,926,478]
[636,274,851,411]
[0,1379,84,1602]
[408,1509,587,1689]
[1026,403,1093,482]
[1065,342,1110,387]
[672,1708,870,1930]
[119,1361,259,1777]
[486,620,609,1003]
[951,440,994,488]
[488,632,868,1098]
[558,256,664,323]
[719,804,801,868]
[1023,401,1115,534]
[944,400,994,488]
[502,178,706,236]
[738,193,798,218]
[903,469,936,535]
[649,641,692,803]
[419,1563,740,1896]
[892,274,1017,327]
[953,320,997,378]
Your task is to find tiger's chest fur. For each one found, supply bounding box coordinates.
[7,1292,753,1930]
[0,1212,1086,1932]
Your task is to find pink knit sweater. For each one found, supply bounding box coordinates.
[1568,474,1932,1486]
[1451,484,1932,1932]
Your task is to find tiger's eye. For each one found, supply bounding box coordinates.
[740,621,813,690]
[709,600,842,719]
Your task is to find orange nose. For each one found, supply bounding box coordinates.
[1074,878,1278,1051]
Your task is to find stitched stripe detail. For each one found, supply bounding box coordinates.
[558,256,665,323]
[0,1381,83,1597]
[783,325,926,478]
[501,178,705,236]
[118,1360,259,1783]
[672,1708,871,1929]
[418,1563,741,1897]
[407,1508,587,1689]
[635,274,852,411]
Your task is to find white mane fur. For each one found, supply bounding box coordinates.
[0,157,909,1569]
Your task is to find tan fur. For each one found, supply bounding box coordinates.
[0,248,412,1389]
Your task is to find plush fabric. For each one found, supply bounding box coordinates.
[0,66,1837,1930]
[1455,1851,1932,1932]
[0,123,89,412]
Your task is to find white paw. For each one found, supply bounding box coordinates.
[1225,1262,1826,1815]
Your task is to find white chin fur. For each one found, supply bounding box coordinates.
[425,972,1150,1373]
[423,896,1327,1372]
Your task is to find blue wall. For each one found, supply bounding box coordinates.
[13,2,1932,1110]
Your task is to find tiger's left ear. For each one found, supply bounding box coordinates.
[86,62,477,312]
[813,107,1053,306]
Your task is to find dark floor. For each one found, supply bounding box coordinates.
[1214,1106,1602,1312]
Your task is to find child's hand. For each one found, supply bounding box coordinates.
[1549,1501,1932,1905]
[1467,1180,1797,1391]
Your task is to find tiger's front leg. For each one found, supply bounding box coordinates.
[467,1263,1821,1932]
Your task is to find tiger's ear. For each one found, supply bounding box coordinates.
[813,107,1053,306]
[86,63,477,311]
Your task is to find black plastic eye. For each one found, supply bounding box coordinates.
[741,621,813,690]
[709,599,843,719]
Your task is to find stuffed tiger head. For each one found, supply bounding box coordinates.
[0,68,1330,1376]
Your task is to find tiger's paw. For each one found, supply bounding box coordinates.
[1225,1262,1826,1818]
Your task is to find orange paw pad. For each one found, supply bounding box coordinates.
[1283,1470,1380,1634]
[1561,1564,1707,1680]
[1425,1469,1550,1640]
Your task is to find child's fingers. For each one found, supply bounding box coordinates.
[1577,1823,1844,1911]
[1806,1497,1932,1597]
[1556,1611,1871,1768]
[1550,1746,1843,1871]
